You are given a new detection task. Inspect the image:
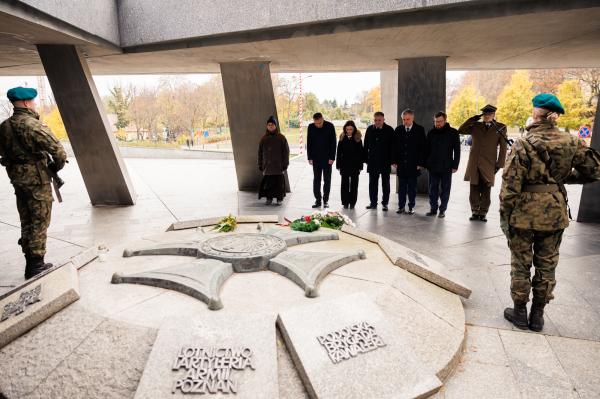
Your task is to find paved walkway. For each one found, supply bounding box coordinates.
[1,150,599,398]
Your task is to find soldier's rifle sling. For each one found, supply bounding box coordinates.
[491,120,514,147]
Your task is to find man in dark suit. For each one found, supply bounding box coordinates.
[424,111,461,218]
[392,109,426,215]
[363,111,395,211]
[307,112,336,208]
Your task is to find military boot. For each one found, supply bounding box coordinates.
[24,255,53,280]
[529,301,546,332]
[504,301,528,330]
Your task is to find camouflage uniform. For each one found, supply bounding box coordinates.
[500,120,600,305]
[0,107,67,259]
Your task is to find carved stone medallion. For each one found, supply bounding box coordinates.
[198,234,287,272]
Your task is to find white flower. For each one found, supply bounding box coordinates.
[314,220,321,225]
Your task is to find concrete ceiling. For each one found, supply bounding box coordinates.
[0,3,599,75]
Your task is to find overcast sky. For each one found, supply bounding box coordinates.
[0,71,465,105]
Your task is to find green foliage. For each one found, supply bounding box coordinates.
[556,80,593,131]
[447,85,485,127]
[213,215,237,233]
[107,85,132,129]
[496,71,534,127]
[318,215,344,230]
[290,219,320,232]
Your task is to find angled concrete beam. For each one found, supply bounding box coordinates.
[37,45,136,205]
[220,61,289,192]
[577,99,600,223]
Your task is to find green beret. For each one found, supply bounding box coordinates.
[532,93,565,114]
[7,86,38,102]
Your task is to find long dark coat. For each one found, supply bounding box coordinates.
[363,123,395,173]
[458,119,508,186]
[336,131,363,175]
[258,131,290,175]
[393,123,426,177]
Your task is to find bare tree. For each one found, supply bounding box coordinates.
[566,68,600,106]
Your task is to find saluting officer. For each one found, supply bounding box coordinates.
[0,87,67,279]
[459,104,508,222]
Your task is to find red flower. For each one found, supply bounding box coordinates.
[304,216,311,222]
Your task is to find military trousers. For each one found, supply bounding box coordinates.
[14,184,53,257]
[469,175,492,215]
[508,227,564,305]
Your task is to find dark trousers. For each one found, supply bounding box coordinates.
[428,171,452,212]
[398,176,417,210]
[469,176,492,215]
[340,173,359,206]
[368,171,390,206]
[313,164,332,203]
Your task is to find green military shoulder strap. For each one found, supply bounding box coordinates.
[526,135,571,219]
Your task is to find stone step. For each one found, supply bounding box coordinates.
[341,225,471,298]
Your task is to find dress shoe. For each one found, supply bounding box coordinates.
[426,210,437,216]
[366,204,377,210]
[407,208,415,215]
[312,202,321,208]
[469,214,479,221]
[438,211,446,218]
[479,215,488,222]
[323,202,329,208]
[382,205,388,211]
[396,208,406,214]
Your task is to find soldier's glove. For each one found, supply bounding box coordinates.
[48,161,58,174]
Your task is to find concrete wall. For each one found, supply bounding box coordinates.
[17,0,120,44]
[117,0,478,47]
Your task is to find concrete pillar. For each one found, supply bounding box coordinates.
[37,45,136,206]
[380,70,398,128]
[577,99,600,223]
[385,57,447,194]
[220,62,289,192]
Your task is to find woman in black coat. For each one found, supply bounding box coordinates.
[336,120,363,209]
[258,116,290,205]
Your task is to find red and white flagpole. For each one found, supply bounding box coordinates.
[298,73,304,156]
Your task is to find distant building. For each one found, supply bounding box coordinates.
[106,113,149,141]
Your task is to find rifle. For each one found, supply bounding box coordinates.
[44,154,65,203]
[491,119,514,147]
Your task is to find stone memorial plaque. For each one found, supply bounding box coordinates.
[378,237,472,298]
[277,293,442,399]
[134,313,278,398]
[0,263,80,349]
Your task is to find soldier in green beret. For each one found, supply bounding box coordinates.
[0,86,67,279]
[500,93,600,331]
